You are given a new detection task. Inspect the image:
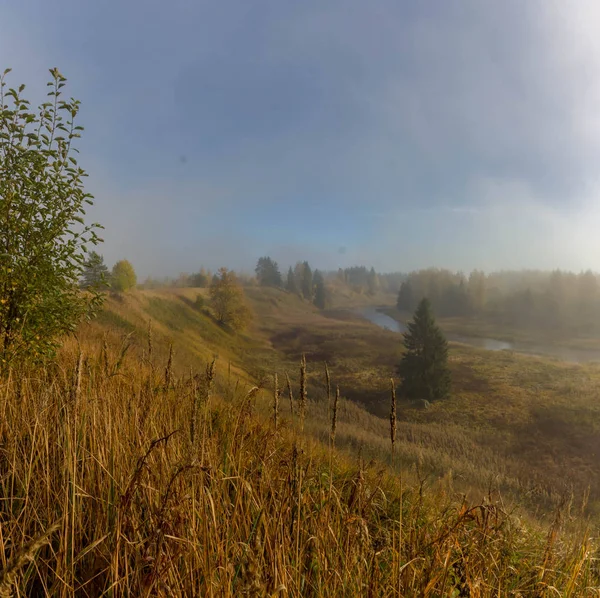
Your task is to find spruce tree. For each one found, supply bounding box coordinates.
[301,261,313,301]
[397,298,450,401]
[313,270,327,309]
[286,267,298,294]
[397,281,414,311]
[255,256,282,287]
[81,252,108,290]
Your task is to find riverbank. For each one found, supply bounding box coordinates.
[375,306,600,363]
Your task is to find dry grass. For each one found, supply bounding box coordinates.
[0,324,598,596]
[242,287,600,516]
[2,287,600,594]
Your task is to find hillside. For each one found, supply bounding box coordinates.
[4,286,600,594]
[86,288,600,516]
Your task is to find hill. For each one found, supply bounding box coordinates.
[95,287,600,514]
[2,286,600,595]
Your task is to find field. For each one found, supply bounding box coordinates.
[383,305,600,352]
[2,286,600,595]
[90,287,600,514]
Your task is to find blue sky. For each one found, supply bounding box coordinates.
[4,0,600,276]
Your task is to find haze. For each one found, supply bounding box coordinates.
[4,0,600,277]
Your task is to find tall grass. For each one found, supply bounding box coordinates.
[0,331,597,596]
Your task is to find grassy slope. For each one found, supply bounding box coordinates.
[2,287,599,595]
[245,288,600,513]
[94,287,600,518]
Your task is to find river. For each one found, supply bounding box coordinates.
[359,307,600,364]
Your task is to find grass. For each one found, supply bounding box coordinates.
[242,289,600,512]
[2,286,600,594]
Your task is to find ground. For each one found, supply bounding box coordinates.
[95,285,600,519]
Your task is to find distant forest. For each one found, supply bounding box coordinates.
[396,268,600,335]
[138,262,600,335]
[138,262,404,296]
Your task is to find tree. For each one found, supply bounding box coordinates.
[189,268,209,288]
[313,270,327,309]
[396,281,414,311]
[0,69,103,364]
[468,270,486,314]
[367,267,379,295]
[209,267,251,330]
[81,251,108,290]
[111,260,137,292]
[300,261,313,301]
[440,279,469,317]
[286,266,298,295]
[255,256,282,287]
[397,298,450,402]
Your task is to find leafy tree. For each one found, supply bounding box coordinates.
[396,281,414,311]
[255,256,282,287]
[81,251,108,290]
[286,266,298,295]
[209,267,251,330]
[111,260,137,292]
[300,261,313,301]
[0,68,103,364]
[313,270,327,309]
[397,298,450,402]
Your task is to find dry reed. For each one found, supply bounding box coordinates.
[299,354,307,432]
[286,372,294,416]
[273,372,279,430]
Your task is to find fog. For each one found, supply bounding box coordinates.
[4,1,600,277]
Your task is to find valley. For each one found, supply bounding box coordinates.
[97,286,600,518]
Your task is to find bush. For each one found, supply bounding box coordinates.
[0,68,103,364]
[194,294,205,310]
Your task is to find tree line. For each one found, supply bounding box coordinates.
[81,252,137,292]
[256,257,328,309]
[397,268,600,334]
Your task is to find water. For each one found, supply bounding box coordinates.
[358,307,600,364]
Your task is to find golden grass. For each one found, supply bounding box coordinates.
[2,287,600,594]
[1,332,599,596]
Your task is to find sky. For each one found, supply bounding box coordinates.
[4,0,600,277]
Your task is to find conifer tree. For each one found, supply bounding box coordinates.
[81,252,108,290]
[313,270,327,309]
[397,298,450,401]
[301,261,313,301]
[286,267,298,294]
[396,281,414,311]
[255,256,282,287]
[367,267,379,295]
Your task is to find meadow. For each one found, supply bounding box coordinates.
[2,286,600,595]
